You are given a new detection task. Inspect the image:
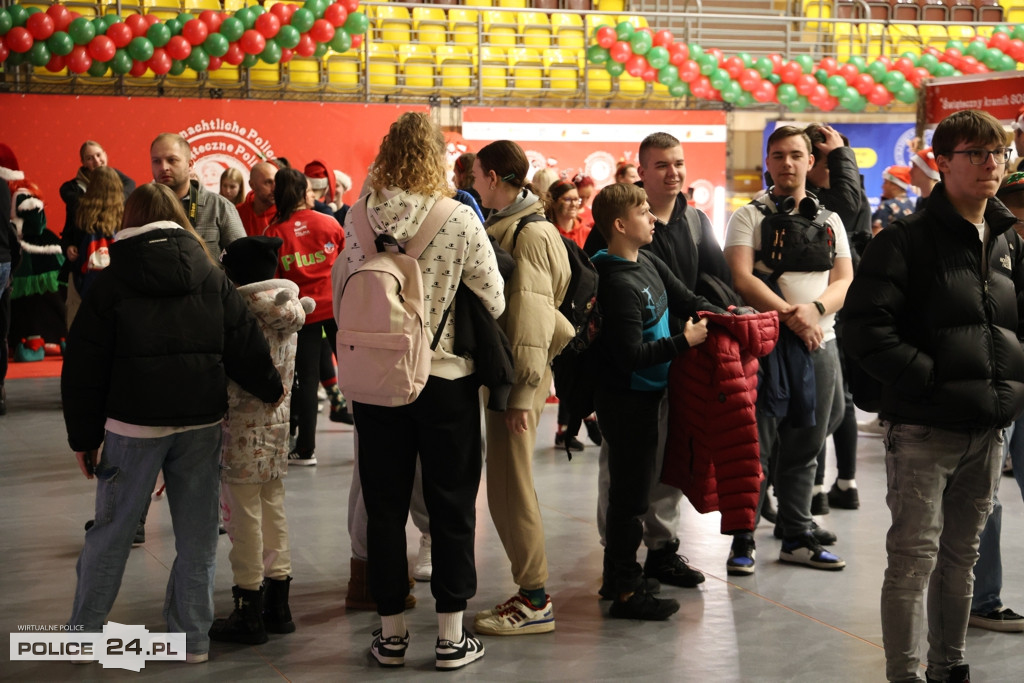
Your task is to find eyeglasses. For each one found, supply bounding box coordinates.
[560,197,583,206]
[949,148,1013,166]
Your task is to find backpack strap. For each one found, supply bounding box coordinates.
[684,205,702,247]
[511,213,548,251]
[349,195,461,259]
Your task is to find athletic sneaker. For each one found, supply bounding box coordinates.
[969,606,1024,632]
[779,532,845,570]
[643,539,705,587]
[185,652,209,664]
[287,451,317,467]
[608,586,680,621]
[555,432,585,452]
[598,576,660,600]
[774,521,837,546]
[413,535,432,582]
[435,630,485,670]
[827,482,860,510]
[726,535,756,576]
[474,593,555,635]
[370,628,409,668]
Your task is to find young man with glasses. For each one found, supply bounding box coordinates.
[843,110,1024,683]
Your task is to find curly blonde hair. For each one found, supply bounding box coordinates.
[370,113,453,197]
[76,166,124,238]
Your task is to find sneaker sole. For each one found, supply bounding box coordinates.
[472,619,555,636]
[287,459,317,467]
[726,564,755,576]
[413,570,432,582]
[435,647,485,670]
[779,552,846,570]
[968,617,1024,632]
[371,653,405,668]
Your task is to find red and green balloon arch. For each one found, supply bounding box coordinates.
[588,22,1024,112]
[0,0,369,77]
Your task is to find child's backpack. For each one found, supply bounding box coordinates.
[335,196,460,407]
[513,214,601,356]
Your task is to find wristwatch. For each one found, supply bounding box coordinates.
[812,300,826,316]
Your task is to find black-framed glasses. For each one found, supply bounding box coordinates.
[950,148,1013,165]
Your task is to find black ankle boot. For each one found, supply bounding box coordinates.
[209,585,268,644]
[263,577,296,634]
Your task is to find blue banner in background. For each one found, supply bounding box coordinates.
[762,120,921,210]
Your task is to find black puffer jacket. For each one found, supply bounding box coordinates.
[842,184,1024,429]
[62,222,283,451]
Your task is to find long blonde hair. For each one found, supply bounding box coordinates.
[122,183,216,264]
[370,112,453,197]
[76,166,124,237]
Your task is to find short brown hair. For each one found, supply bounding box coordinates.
[638,132,680,167]
[767,125,813,156]
[592,182,647,243]
[932,109,1008,159]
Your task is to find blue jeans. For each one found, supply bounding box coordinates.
[69,425,222,655]
[880,424,1002,682]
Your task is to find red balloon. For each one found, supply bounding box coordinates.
[351,33,362,49]
[691,75,711,99]
[724,56,744,78]
[838,63,859,84]
[989,31,1010,52]
[625,54,647,77]
[641,66,657,82]
[279,47,293,63]
[223,42,244,65]
[780,61,802,84]
[67,45,92,73]
[46,4,73,32]
[125,14,148,38]
[706,47,723,64]
[819,57,838,75]
[129,58,148,77]
[795,72,817,96]
[295,33,316,57]
[26,12,55,41]
[323,3,348,28]
[596,25,616,49]
[165,35,192,61]
[668,43,689,66]
[753,81,776,102]
[768,53,783,72]
[148,47,172,75]
[199,10,223,33]
[341,0,360,13]
[739,67,760,89]
[1007,39,1024,61]
[254,12,281,39]
[271,3,291,21]
[679,58,699,82]
[143,14,160,28]
[941,47,962,64]
[88,35,116,62]
[853,73,875,95]
[240,29,267,55]
[0,37,8,63]
[207,55,222,71]
[45,54,67,72]
[309,18,334,43]
[609,40,632,64]
[811,83,828,101]
[652,29,674,49]
[6,27,34,54]
[894,57,915,76]
[868,83,892,106]
[182,19,209,46]
[106,22,133,48]
[819,95,838,112]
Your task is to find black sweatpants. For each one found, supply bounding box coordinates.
[292,319,337,454]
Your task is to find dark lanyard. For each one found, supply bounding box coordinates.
[186,183,198,228]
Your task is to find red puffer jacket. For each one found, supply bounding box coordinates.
[662,310,779,534]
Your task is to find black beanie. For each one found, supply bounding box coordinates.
[222,235,283,286]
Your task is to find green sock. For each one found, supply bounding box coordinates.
[520,587,547,609]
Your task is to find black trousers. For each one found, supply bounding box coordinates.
[595,386,664,594]
[292,319,337,454]
[355,374,482,615]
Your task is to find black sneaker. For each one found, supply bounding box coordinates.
[583,417,603,446]
[969,606,1024,632]
[810,491,830,515]
[554,432,585,452]
[608,587,680,621]
[598,576,660,600]
[329,396,354,425]
[774,521,836,546]
[643,539,705,588]
[435,630,485,671]
[132,523,145,547]
[287,451,317,467]
[827,482,860,510]
[370,628,409,668]
[926,663,970,683]
[726,535,756,576]
[779,532,845,570]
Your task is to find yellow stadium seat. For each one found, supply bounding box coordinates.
[247,62,284,90]
[617,15,649,31]
[615,73,647,101]
[143,1,182,22]
[400,43,435,94]
[480,45,508,96]
[223,0,246,11]
[497,0,528,7]
[544,47,580,99]
[436,45,474,96]
[326,52,362,94]
[508,46,544,95]
[551,12,585,51]
[464,0,493,6]
[887,24,921,55]
[367,42,399,95]
[288,57,323,92]
[413,6,448,48]
[585,64,614,104]
[165,66,202,88]
[449,8,480,48]
[518,11,551,51]
[375,5,412,46]
[918,24,949,51]
[1007,8,1024,25]
[483,10,518,48]
[183,0,220,11]
[208,63,241,87]
[594,0,626,10]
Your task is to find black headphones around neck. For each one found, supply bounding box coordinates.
[768,189,820,219]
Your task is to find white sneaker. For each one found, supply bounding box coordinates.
[185,652,209,664]
[435,630,485,670]
[413,535,432,582]
[474,593,555,635]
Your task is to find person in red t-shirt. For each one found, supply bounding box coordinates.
[237,162,278,237]
[264,168,345,466]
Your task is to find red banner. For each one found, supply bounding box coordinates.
[923,71,1024,126]
[0,94,425,231]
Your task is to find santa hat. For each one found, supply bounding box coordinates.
[0,143,25,182]
[221,235,283,286]
[334,170,352,194]
[883,166,912,191]
[304,159,334,200]
[998,171,1024,198]
[911,147,940,181]
[1012,105,1024,132]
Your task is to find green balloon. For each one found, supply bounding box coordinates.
[28,41,50,67]
[699,57,716,77]
[176,13,195,25]
[629,31,652,56]
[7,4,28,27]
[587,44,610,65]
[169,60,186,76]
[826,74,847,96]
[882,70,905,92]
[998,54,1016,71]
[235,8,256,30]
[259,39,281,64]
[846,94,867,113]
[111,49,133,74]
[304,0,326,20]
[6,51,25,66]
[669,81,688,98]
[614,21,634,41]
[736,52,752,67]
[313,42,327,59]
[251,5,266,16]
[946,40,965,53]
[815,68,829,84]
[1012,26,1024,41]
[91,17,107,37]
[204,33,229,58]
[106,14,122,25]
[994,24,1010,34]
[328,27,350,52]
[68,17,96,46]
[789,95,809,113]
[147,23,171,49]
[849,56,867,72]
[166,18,183,36]
[187,45,209,71]
[605,60,625,77]
[896,82,918,104]
[919,54,939,73]
[866,60,887,81]
[290,8,314,33]
[87,60,109,77]
[965,40,986,58]
[982,47,1003,69]
[777,82,798,104]
[688,44,703,60]
[220,16,243,42]
[899,51,919,65]
[736,91,754,107]
[796,54,814,73]
[647,46,669,69]
[755,56,773,78]
[47,31,74,57]
[278,24,301,49]
[934,62,955,77]
[721,80,742,103]
[0,10,12,37]
[241,53,258,68]
[767,73,781,84]
[127,36,154,62]
[657,64,679,86]
[342,11,367,36]
[710,68,730,90]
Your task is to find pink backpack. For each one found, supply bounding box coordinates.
[335,196,460,407]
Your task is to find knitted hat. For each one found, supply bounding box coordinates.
[0,143,25,182]
[883,166,912,191]
[910,148,939,181]
[998,171,1024,198]
[334,169,352,194]
[304,159,334,200]
[221,235,283,286]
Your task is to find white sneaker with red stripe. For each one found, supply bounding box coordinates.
[473,593,555,635]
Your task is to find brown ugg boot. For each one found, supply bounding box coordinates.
[346,557,416,610]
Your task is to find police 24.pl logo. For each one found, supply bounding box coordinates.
[11,621,185,671]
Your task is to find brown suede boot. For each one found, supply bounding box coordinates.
[346,557,416,611]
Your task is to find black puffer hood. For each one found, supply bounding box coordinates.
[109,221,215,295]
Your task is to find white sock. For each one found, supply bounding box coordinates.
[438,611,464,643]
[813,484,824,496]
[837,479,857,491]
[381,613,406,639]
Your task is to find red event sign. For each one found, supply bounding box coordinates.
[923,71,1024,126]
[0,94,425,231]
